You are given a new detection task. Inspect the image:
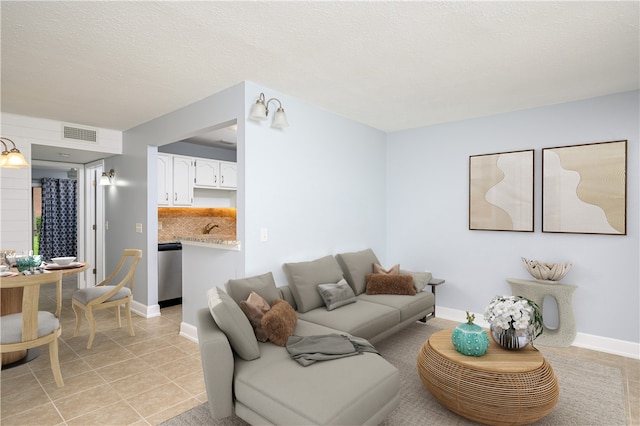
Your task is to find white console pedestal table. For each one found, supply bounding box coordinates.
[507,278,578,347]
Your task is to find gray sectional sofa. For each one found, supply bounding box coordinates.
[197,248,436,425]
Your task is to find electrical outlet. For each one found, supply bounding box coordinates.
[158,222,163,230]
[136,223,143,233]
[260,228,268,242]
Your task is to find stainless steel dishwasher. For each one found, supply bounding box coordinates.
[158,242,182,308]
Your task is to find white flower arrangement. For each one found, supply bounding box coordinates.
[484,295,544,345]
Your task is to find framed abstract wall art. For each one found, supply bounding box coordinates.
[469,149,534,232]
[542,140,627,235]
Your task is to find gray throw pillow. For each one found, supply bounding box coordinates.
[317,279,357,311]
[400,269,433,292]
[335,249,380,295]
[225,272,281,305]
[207,287,260,361]
[283,255,344,313]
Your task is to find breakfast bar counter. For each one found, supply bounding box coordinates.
[178,237,242,336]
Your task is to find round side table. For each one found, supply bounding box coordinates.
[417,329,559,426]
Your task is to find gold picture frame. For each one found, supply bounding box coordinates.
[542,140,627,235]
[469,149,534,232]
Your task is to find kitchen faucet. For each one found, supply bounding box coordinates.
[203,223,220,234]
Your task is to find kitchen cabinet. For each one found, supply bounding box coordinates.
[194,159,237,190]
[157,154,172,205]
[157,153,236,207]
[172,155,194,205]
[219,161,237,189]
[194,159,220,187]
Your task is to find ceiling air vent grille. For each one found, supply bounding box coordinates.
[62,125,98,143]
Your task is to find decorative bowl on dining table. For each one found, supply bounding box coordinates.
[50,256,76,266]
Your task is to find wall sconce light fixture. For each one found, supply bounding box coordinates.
[249,93,289,128]
[99,169,115,185]
[0,137,29,168]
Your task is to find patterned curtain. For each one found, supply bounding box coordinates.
[40,178,77,261]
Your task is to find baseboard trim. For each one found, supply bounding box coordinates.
[437,306,639,360]
[130,300,161,319]
[180,322,199,343]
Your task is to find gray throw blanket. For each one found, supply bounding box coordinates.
[286,334,379,366]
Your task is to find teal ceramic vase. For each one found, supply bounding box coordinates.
[451,311,489,357]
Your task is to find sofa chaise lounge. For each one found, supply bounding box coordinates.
[197,248,436,425]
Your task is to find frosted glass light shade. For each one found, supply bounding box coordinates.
[271,108,289,128]
[5,150,29,168]
[249,101,268,120]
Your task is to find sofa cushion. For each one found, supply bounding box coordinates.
[317,278,356,311]
[365,273,416,296]
[239,292,271,342]
[283,255,344,313]
[335,248,380,295]
[234,338,399,426]
[207,287,260,361]
[262,300,297,346]
[358,291,435,322]
[277,285,297,310]
[297,300,399,341]
[401,269,433,292]
[373,263,400,275]
[225,272,281,305]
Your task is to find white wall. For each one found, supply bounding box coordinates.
[386,90,639,345]
[0,113,121,253]
[242,82,388,285]
[115,83,245,312]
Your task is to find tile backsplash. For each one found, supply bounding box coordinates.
[158,207,236,242]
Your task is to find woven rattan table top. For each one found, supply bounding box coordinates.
[428,329,543,373]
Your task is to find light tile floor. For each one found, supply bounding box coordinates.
[2,279,639,425]
[1,278,205,425]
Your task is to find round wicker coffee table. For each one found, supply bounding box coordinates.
[417,329,559,426]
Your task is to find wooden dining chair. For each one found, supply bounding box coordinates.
[72,249,142,349]
[0,270,65,387]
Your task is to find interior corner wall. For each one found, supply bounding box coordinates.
[116,83,245,308]
[386,90,639,343]
[242,82,388,286]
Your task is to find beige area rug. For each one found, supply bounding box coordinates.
[161,322,626,426]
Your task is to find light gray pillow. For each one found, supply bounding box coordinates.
[207,286,260,361]
[335,249,380,295]
[400,269,433,292]
[317,279,357,311]
[225,272,281,305]
[283,255,344,313]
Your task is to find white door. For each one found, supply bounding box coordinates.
[85,161,105,287]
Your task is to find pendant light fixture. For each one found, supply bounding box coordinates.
[0,137,29,168]
[249,93,289,128]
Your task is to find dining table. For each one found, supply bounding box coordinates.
[0,261,90,367]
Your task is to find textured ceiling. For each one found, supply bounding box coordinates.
[2,1,639,133]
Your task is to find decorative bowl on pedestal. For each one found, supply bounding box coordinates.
[522,257,572,283]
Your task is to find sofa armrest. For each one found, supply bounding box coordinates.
[197,307,235,419]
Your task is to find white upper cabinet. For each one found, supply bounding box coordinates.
[194,159,220,187]
[219,161,237,189]
[157,154,172,206]
[157,153,236,207]
[172,155,194,205]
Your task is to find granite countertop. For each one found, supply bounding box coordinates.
[174,234,241,250]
